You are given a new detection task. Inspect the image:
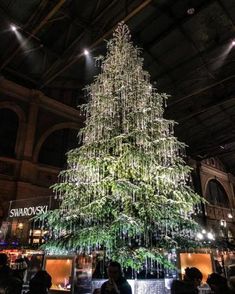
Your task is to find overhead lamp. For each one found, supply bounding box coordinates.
[232,40,235,46]
[10,25,17,32]
[84,49,89,56]
[187,8,195,15]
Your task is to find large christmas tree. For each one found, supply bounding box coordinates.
[43,23,202,270]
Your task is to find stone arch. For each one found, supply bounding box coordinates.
[205,178,231,208]
[33,122,80,163]
[0,102,26,158]
[204,177,231,200]
[0,102,26,122]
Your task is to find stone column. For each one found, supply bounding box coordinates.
[18,91,40,196]
[23,90,40,160]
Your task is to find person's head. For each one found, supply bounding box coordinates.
[0,253,8,268]
[207,273,228,293]
[30,270,52,291]
[107,261,122,282]
[184,267,203,287]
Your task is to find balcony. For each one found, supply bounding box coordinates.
[205,204,234,222]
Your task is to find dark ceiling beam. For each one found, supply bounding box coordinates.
[41,0,120,80]
[59,0,119,31]
[58,8,91,30]
[40,0,153,88]
[151,37,235,100]
[0,0,66,71]
[0,5,60,59]
[216,0,235,26]
[165,5,216,81]
[47,15,67,23]
[90,0,120,25]
[193,116,216,145]
[47,79,83,90]
[175,94,235,123]
[190,135,235,156]
[189,123,235,150]
[220,104,235,126]
[144,0,214,50]
[63,23,73,51]
[210,146,235,159]
[179,112,230,140]
[132,35,177,88]
[169,75,235,107]
[175,108,232,144]
[4,67,38,86]
[23,0,49,28]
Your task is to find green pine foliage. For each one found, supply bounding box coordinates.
[41,22,203,269]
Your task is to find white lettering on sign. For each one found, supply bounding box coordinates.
[9,205,48,218]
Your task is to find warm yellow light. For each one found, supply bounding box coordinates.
[17,223,24,230]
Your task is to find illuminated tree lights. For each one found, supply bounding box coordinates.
[41,23,203,270]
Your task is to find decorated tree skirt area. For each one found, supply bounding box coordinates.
[2,249,233,294]
[41,251,214,294]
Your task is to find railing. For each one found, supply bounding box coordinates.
[205,204,234,221]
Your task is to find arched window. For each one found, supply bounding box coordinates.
[206,179,230,207]
[0,109,19,157]
[38,128,78,168]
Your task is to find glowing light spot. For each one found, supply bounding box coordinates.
[197,232,203,240]
[11,25,17,32]
[84,49,89,56]
[207,232,214,240]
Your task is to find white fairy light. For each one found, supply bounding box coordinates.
[207,232,214,240]
[196,232,204,240]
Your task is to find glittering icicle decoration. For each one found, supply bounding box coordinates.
[42,22,204,271]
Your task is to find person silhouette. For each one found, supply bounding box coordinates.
[100,261,132,294]
[0,253,22,294]
[28,270,52,294]
[207,273,231,294]
[171,267,203,294]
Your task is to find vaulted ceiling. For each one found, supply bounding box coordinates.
[1,0,235,173]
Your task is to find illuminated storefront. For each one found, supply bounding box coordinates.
[2,196,57,247]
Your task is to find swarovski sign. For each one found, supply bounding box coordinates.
[9,205,49,218]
